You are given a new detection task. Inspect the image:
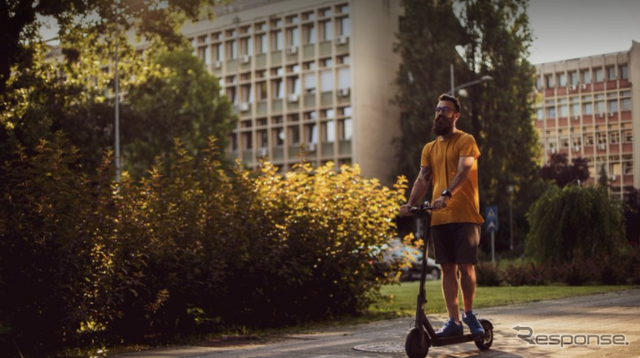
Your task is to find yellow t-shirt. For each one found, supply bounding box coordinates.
[421,130,484,226]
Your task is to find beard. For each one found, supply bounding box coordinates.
[432,115,454,136]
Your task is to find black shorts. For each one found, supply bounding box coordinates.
[431,223,481,265]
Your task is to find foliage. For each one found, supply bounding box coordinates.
[0,0,226,95]
[540,153,589,187]
[500,260,546,286]
[475,262,502,286]
[0,137,407,356]
[392,0,466,187]
[526,185,627,263]
[458,0,544,253]
[122,49,235,177]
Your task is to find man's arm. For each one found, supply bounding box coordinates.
[432,156,475,209]
[400,166,431,216]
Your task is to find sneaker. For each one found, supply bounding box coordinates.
[435,318,463,337]
[462,311,485,336]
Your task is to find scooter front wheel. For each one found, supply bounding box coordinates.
[405,327,430,358]
[474,319,494,351]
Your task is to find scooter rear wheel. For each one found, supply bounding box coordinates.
[474,319,494,351]
[405,327,430,358]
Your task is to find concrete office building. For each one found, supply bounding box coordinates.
[180,0,402,183]
[534,41,640,199]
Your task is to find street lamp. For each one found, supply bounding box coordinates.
[449,63,493,96]
[507,185,514,251]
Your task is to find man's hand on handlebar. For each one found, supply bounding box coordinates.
[400,204,412,217]
[431,195,450,210]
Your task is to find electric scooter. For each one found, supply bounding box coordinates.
[405,202,494,358]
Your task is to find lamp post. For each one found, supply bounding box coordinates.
[114,13,121,183]
[449,63,493,96]
[507,185,514,251]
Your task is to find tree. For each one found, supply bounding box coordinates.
[120,49,236,177]
[540,153,589,187]
[0,0,225,95]
[392,0,467,186]
[526,185,626,263]
[458,0,544,253]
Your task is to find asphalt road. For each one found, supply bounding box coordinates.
[116,289,640,358]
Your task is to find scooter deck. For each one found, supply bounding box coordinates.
[431,333,483,346]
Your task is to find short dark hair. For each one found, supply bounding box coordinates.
[438,94,460,112]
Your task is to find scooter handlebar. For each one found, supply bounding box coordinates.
[409,201,437,214]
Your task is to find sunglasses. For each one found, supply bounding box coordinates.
[435,106,457,115]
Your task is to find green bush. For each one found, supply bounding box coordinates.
[500,260,547,286]
[475,262,502,286]
[526,185,627,263]
[0,137,407,356]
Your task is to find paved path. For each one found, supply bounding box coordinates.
[116,289,640,358]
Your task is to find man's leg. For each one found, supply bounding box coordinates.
[458,263,476,312]
[440,262,460,322]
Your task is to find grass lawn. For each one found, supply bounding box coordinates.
[369,280,638,318]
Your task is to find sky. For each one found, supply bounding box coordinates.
[38,0,640,65]
[527,0,640,64]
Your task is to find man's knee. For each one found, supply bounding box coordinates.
[458,264,475,278]
[441,263,458,276]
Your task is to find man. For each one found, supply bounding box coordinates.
[399,94,485,337]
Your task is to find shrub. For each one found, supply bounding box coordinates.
[0,137,407,355]
[500,260,547,286]
[475,262,502,286]
[526,185,627,263]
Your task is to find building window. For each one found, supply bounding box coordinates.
[607,66,616,80]
[624,161,633,175]
[569,71,578,86]
[337,67,350,89]
[535,76,542,90]
[319,7,332,17]
[273,128,284,146]
[584,134,594,145]
[303,24,316,45]
[322,120,336,142]
[257,81,267,101]
[226,40,237,60]
[337,16,350,37]
[243,132,253,150]
[610,131,620,144]
[240,37,253,56]
[304,73,316,94]
[595,100,605,114]
[337,4,349,14]
[305,123,318,144]
[272,79,283,99]
[303,61,316,70]
[620,65,629,79]
[288,76,300,94]
[302,11,315,21]
[546,107,556,118]
[570,103,580,116]
[272,30,283,51]
[289,126,300,144]
[558,105,568,117]
[594,68,604,82]
[339,118,352,140]
[623,130,633,142]
[608,100,618,113]
[241,84,253,103]
[557,73,566,87]
[320,70,333,92]
[544,74,554,88]
[597,132,607,144]
[581,70,591,84]
[536,108,543,120]
[337,54,350,65]
[621,98,631,111]
[583,103,593,115]
[320,20,333,41]
[198,46,210,65]
[256,34,267,54]
[287,27,300,47]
